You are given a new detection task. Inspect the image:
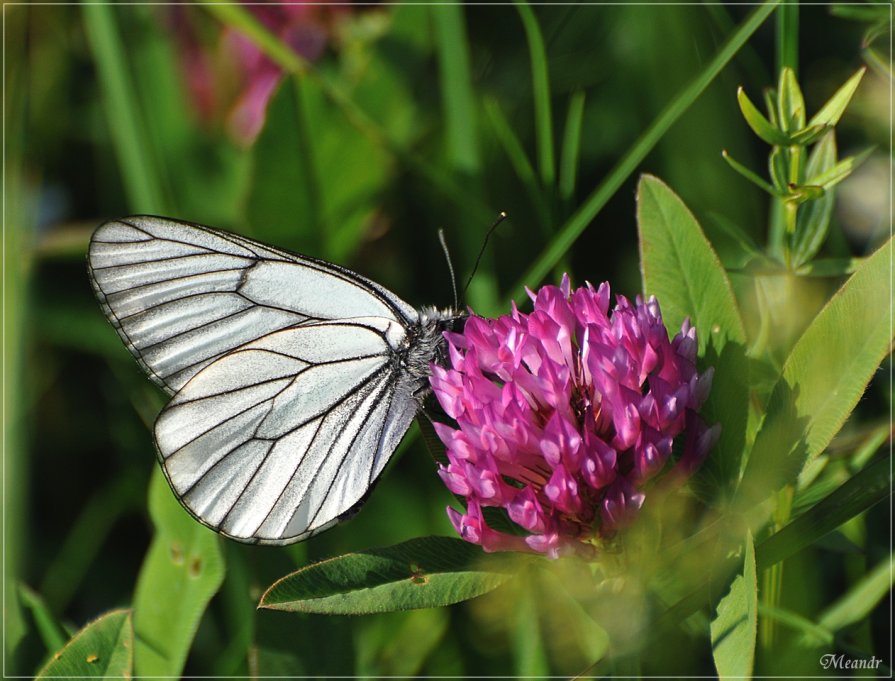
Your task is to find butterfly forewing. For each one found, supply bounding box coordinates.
[88,216,441,544]
[87,216,417,394]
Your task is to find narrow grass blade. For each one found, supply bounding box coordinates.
[513,0,779,297]
[515,0,555,187]
[559,90,586,202]
[39,472,144,612]
[81,4,165,212]
[755,454,891,572]
[817,552,894,633]
[433,4,480,173]
[485,97,537,190]
[17,584,69,655]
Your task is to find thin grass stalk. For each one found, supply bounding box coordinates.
[82,4,166,212]
[515,0,556,188]
[512,0,780,299]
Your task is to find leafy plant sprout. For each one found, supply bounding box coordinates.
[724,66,869,269]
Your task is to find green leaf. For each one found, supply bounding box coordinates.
[637,175,750,490]
[205,3,305,73]
[756,454,891,571]
[795,257,861,277]
[711,532,757,680]
[247,78,324,254]
[133,469,225,678]
[707,212,765,261]
[769,146,791,192]
[36,610,133,679]
[807,67,867,129]
[637,175,747,352]
[792,132,837,266]
[738,86,790,145]
[809,146,874,190]
[817,552,895,633]
[763,87,779,128]
[737,237,894,507]
[788,123,829,146]
[722,149,780,196]
[777,67,805,134]
[259,536,514,615]
[758,604,832,644]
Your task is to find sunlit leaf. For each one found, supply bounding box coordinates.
[809,147,874,190]
[792,132,837,266]
[36,610,133,679]
[133,470,225,678]
[807,67,867,129]
[711,532,757,680]
[722,150,779,196]
[788,123,828,146]
[637,174,749,490]
[738,237,894,507]
[738,86,789,145]
[260,536,515,614]
[777,67,805,134]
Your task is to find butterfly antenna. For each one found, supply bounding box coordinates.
[462,211,507,299]
[437,228,459,311]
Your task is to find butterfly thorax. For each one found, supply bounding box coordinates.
[401,306,466,390]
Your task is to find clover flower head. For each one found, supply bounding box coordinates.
[429,275,718,558]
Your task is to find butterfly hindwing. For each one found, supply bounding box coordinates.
[154,320,417,544]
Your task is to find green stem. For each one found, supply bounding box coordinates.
[775,3,799,75]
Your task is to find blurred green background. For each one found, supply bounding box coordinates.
[3,2,890,677]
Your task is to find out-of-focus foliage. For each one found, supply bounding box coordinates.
[4,3,890,677]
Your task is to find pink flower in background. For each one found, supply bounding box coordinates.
[429,276,718,559]
[169,3,341,145]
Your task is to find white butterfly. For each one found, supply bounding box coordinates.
[87,216,463,545]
